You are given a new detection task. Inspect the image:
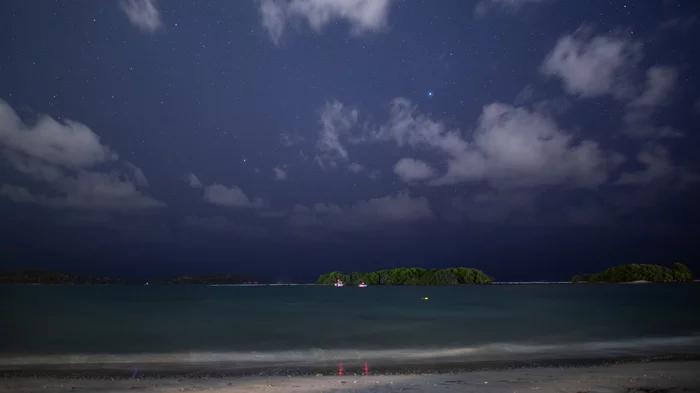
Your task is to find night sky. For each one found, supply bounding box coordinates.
[1,0,699,283]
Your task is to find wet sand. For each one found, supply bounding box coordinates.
[2,360,699,393]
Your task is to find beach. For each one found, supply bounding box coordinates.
[3,360,699,393]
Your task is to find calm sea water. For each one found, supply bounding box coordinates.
[2,284,700,374]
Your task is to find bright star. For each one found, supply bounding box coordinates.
[428,92,433,97]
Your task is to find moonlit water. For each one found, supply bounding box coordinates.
[2,284,699,374]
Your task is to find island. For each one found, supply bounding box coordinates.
[0,269,255,285]
[571,263,693,284]
[316,267,493,286]
[0,269,125,285]
[159,274,255,285]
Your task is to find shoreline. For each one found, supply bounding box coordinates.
[3,355,699,379]
[2,360,699,393]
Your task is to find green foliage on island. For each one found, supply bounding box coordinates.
[160,274,253,285]
[0,269,122,285]
[316,267,493,286]
[572,263,693,283]
[0,269,254,285]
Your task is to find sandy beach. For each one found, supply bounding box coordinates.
[2,360,699,393]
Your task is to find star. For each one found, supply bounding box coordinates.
[428,92,433,97]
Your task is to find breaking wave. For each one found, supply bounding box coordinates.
[3,335,699,373]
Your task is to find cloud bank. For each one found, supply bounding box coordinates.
[118,0,163,33]
[259,0,393,45]
[0,98,163,210]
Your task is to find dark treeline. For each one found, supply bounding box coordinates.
[572,263,693,283]
[316,267,493,286]
[0,269,254,285]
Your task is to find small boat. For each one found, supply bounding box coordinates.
[334,279,344,287]
[358,282,367,288]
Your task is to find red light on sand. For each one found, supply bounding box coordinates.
[363,361,369,376]
[338,362,343,376]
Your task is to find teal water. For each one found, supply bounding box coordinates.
[2,284,700,373]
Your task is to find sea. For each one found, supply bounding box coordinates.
[2,284,700,376]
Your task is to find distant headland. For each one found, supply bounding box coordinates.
[572,263,693,284]
[0,269,256,285]
[316,267,493,286]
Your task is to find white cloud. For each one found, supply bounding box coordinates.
[273,166,287,180]
[629,66,677,108]
[0,98,163,210]
[314,100,358,169]
[187,173,202,188]
[615,146,676,186]
[367,98,621,189]
[541,27,641,99]
[394,158,435,183]
[259,0,287,45]
[0,103,117,168]
[118,0,162,33]
[202,183,263,208]
[125,162,149,187]
[0,172,163,210]
[288,190,433,231]
[347,162,364,173]
[475,0,549,18]
[623,66,680,139]
[368,169,381,180]
[259,0,393,45]
[658,16,698,31]
[280,131,304,147]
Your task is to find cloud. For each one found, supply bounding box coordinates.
[125,162,149,187]
[118,0,162,33]
[541,27,641,99]
[542,29,685,140]
[259,0,287,45]
[658,16,697,31]
[475,0,550,18]
[629,66,678,108]
[259,0,393,45]
[287,190,433,232]
[615,146,683,186]
[202,184,264,209]
[0,98,163,210]
[347,162,364,173]
[314,100,358,169]
[394,158,435,183]
[280,131,305,147]
[273,166,287,180]
[187,173,202,188]
[623,66,681,139]
[367,98,621,189]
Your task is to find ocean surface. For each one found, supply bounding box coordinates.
[3,284,700,375]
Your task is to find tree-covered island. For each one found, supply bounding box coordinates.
[316,267,493,285]
[0,269,255,285]
[572,263,693,284]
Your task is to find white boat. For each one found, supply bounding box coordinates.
[334,279,344,287]
[358,282,367,288]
